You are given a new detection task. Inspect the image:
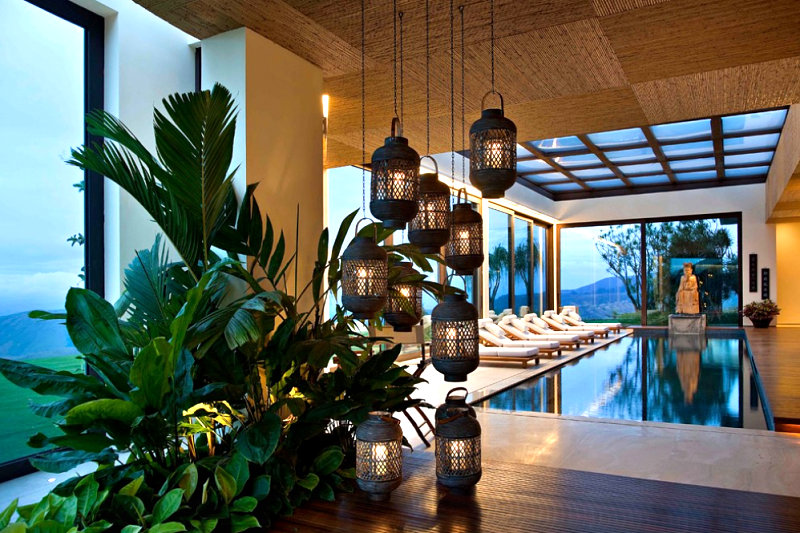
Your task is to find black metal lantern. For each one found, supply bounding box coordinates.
[341,220,388,319]
[430,292,479,382]
[355,411,403,501]
[435,387,481,490]
[470,91,516,198]
[409,156,450,254]
[384,262,422,332]
[370,118,420,230]
[445,189,484,275]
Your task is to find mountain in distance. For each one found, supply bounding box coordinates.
[561,276,635,319]
[0,310,76,360]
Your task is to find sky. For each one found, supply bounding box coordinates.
[0,1,85,316]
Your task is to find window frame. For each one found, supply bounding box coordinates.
[0,0,105,482]
[556,211,743,327]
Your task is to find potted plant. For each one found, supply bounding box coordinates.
[742,299,781,328]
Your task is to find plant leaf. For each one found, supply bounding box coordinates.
[152,489,184,525]
[235,413,281,465]
[214,466,236,504]
[312,447,344,476]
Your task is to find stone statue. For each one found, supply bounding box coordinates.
[675,262,700,314]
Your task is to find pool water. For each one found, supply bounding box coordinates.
[477,331,770,430]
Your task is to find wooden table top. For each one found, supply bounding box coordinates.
[273,452,800,532]
[746,327,800,424]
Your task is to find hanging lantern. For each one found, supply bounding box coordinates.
[435,387,481,490]
[370,118,420,229]
[384,261,422,332]
[341,220,388,319]
[470,91,516,199]
[445,188,484,275]
[430,292,479,382]
[409,157,450,254]
[355,411,403,501]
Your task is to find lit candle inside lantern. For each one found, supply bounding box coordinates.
[446,327,458,340]
[444,438,473,475]
[399,287,411,298]
[487,140,504,165]
[458,230,469,241]
[357,267,372,294]
[388,170,404,196]
[373,442,388,462]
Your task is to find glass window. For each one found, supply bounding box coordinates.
[669,157,716,171]
[586,128,646,148]
[722,109,787,134]
[605,147,655,163]
[0,1,89,466]
[674,170,717,181]
[552,153,602,168]
[544,182,584,192]
[618,162,664,176]
[516,144,533,158]
[560,224,642,324]
[645,218,740,326]
[587,179,627,189]
[723,133,780,153]
[513,217,531,316]
[572,167,615,179]
[517,159,552,173]
[628,174,671,185]
[532,224,548,315]
[661,141,714,157]
[529,171,569,182]
[651,119,711,141]
[487,208,511,315]
[530,136,585,153]
[725,166,770,178]
[724,152,773,166]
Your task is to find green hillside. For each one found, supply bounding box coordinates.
[0,310,76,359]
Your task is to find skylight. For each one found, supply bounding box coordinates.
[515,106,787,199]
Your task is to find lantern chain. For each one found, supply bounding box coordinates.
[490,0,495,94]
[450,0,455,190]
[393,0,398,120]
[425,0,430,155]
[399,10,404,127]
[361,0,366,216]
[460,5,465,184]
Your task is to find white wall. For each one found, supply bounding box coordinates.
[543,183,775,325]
[75,0,196,301]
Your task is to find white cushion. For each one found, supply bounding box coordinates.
[511,318,530,332]
[531,316,549,328]
[484,323,506,338]
[568,311,584,321]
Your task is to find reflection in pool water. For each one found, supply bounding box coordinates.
[477,332,769,430]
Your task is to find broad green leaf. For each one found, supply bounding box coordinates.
[229,515,260,533]
[118,476,144,497]
[296,473,319,492]
[30,449,116,474]
[317,482,335,502]
[266,232,285,280]
[129,337,173,409]
[152,489,183,525]
[75,475,99,519]
[176,463,198,501]
[250,475,271,501]
[234,413,281,465]
[229,496,257,513]
[0,524,26,533]
[65,399,143,426]
[0,358,104,397]
[52,495,77,527]
[312,447,344,476]
[213,466,236,504]
[222,453,249,497]
[0,499,17,529]
[188,519,217,533]
[65,288,128,359]
[120,527,142,533]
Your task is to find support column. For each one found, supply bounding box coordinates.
[202,28,324,299]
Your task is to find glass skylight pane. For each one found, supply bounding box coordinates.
[544,182,583,192]
[674,170,717,181]
[552,153,602,168]
[517,159,552,172]
[722,109,787,134]
[587,179,626,189]
[629,174,671,185]
[516,144,532,158]
[530,172,568,183]
[661,141,714,157]
[651,119,711,141]
[724,133,780,152]
[725,166,770,178]
[586,128,646,148]
[605,147,655,163]
[669,157,715,171]
[530,136,585,153]
[618,162,663,176]
[723,152,774,166]
[572,167,615,179]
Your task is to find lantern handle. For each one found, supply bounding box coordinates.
[420,155,439,175]
[391,116,403,138]
[455,187,468,204]
[480,90,504,113]
[438,410,470,425]
[354,217,379,241]
[446,387,469,401]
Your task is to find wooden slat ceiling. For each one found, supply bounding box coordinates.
[136,0,800,176]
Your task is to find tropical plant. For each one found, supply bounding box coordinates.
[488,243,509,311]
[0,84,451,531]
[742,299,780,321]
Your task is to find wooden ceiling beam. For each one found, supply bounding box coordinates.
[642,125,677,183]
[711,116,725,180]
[523,142,592,190]
[576,134,633,186]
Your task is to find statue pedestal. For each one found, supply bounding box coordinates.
[668,314,706,334]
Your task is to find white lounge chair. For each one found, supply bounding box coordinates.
[478,344,540,368]
[560,310,622,333]
[479,319,562,357]
[504,316,581,350]
[542,311,609,338]
[523,314,595,344]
